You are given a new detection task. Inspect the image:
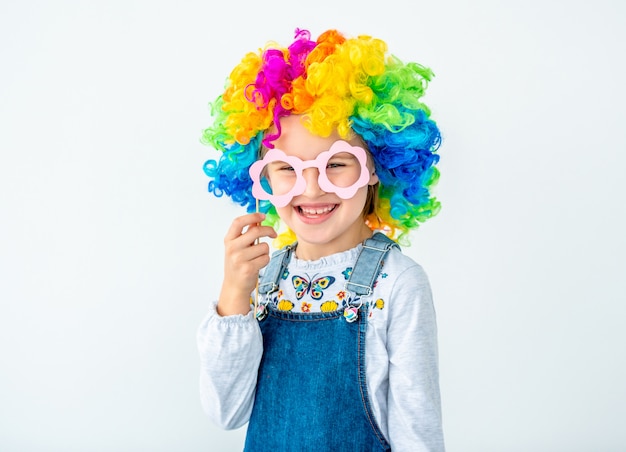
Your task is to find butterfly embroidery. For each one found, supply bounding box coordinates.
[292,274,336,300]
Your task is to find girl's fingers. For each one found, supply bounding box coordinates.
[224,213,266,241]
[219,213,276,310]
[222,214,277,281]
[222,239,271,292]
[233,239,270,262]
[225,213,277,245]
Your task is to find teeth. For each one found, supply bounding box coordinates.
[300,206,334,215]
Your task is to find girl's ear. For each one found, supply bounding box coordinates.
[369,171,379,185]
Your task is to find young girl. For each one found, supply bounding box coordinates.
[197,28,444,451]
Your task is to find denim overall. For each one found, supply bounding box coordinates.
[244,233,398,452]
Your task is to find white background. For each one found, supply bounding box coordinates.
[1,0,625,451]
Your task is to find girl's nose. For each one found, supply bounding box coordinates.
[301,167,325,197]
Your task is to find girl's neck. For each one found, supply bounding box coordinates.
[293,224,373,261]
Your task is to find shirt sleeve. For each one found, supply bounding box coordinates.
[196,300,263,430]
[386,264,445,451]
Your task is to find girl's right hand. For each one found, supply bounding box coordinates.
[217,212,277,316]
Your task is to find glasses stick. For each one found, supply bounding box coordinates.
[254,198,259,318]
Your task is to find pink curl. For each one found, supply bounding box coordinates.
[244,29,317,148]
[287,29,315,80]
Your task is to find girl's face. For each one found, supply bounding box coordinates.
[266,115,378,260]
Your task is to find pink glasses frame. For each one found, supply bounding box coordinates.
[249,140,371,208]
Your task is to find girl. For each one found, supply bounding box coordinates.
[197,28,444,451]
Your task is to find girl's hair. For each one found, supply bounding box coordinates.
[202,28,441,245]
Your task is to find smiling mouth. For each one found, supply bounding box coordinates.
[297,205,337,216]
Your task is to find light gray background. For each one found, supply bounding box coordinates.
[1,0,625,451]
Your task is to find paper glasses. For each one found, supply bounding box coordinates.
[249,140,371,208]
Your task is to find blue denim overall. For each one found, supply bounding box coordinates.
[244,233,398,452]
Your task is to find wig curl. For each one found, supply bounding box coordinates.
[202,28,441,245]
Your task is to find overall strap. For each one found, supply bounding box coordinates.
[345,232,400,296]
[257,244,294,295]
[259,232,399,297]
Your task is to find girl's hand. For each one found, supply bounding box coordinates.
[217,213,277,316]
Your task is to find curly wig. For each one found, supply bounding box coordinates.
[202,28,441,245]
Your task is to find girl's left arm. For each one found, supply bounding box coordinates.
[386,264,445,451]
[196,300,263,429]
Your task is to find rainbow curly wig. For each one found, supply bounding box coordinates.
[202,28,441,245]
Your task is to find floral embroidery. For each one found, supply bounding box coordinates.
[320,301,339,312]
[339,292,358,308]
[277,299,294,311]
[259,253,393,316]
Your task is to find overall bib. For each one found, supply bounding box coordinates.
[244,233,398,452]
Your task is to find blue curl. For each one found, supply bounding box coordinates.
[202,134,263,210]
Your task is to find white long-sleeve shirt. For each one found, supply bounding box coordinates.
[197,244,445,451]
